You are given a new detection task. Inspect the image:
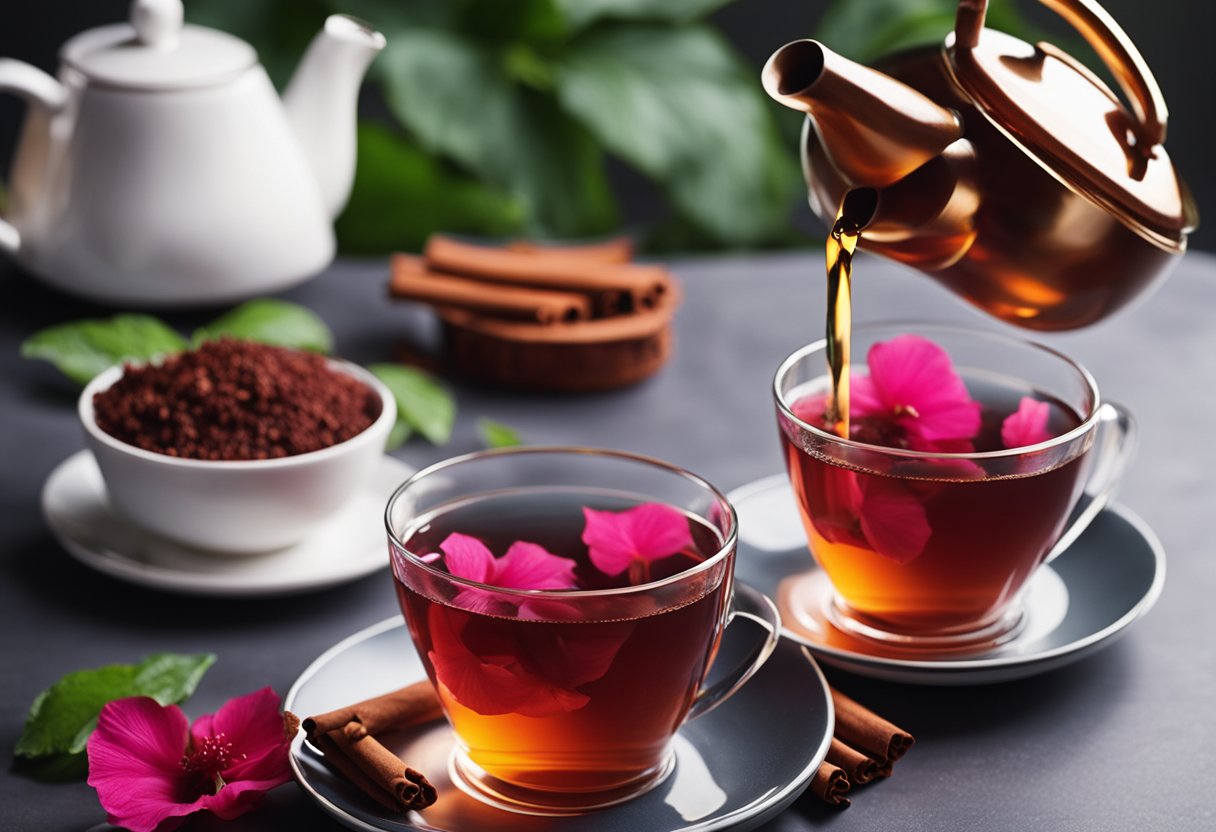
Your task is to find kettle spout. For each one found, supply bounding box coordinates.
[762,40,961,188]
[283,15,386,219]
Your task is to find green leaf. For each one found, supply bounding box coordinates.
[556,24,799,246]
[379,29,616,237]
[385,419,413,451]
[14,653,216,780]
[194,299,334,354]
[557,0,732,31]
[21,315,187,385]
[368,364,455,446]
[816,0,1042,64]
[336,123,524,254]
[478,419,522,448]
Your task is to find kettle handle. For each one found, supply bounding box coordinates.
[955,0,1168,147]
[0,59,67,255]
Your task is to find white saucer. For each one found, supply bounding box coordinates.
[729,475,1166,685]
[286,601,833,832]
[42,450,413,598]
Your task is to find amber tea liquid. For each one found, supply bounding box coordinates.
[393,491,729,802]
[782,376,1087,634]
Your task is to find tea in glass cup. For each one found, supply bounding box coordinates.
[386,448,779,815]
[774,324,1134,651]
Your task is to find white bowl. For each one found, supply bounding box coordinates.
[79,357,396,554]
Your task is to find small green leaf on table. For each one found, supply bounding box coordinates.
[369,363,455,446]
[14,652,216,781]
[20,315,188,385]
[478,418,522,448]
[194,299,334,354]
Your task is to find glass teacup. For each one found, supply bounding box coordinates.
[386,447,779,815]
[774,323,1135,652]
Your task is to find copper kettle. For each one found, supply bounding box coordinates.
[762,0,1198,330]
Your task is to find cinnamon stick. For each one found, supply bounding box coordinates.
[312,731,401,813]
[506,236,634,263]
[826,737,879,785]
[811,761,851,809]
[327,722,437,811]
[425,235,671,314]
[830,689,915,768]
[389,254,592,324]
[303,680,443,739]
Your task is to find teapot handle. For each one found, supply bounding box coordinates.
[955,0,1168,147]
[0,59,67,254]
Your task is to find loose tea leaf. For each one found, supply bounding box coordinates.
[14,653,216,781]
[21,315,188,385]
[478,418,522,448]
[194,299,334,354]
[369,363,456,446]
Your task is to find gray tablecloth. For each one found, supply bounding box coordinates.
[3,249,1214,831]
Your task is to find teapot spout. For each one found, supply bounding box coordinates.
[762,40,961,188]
[283,15,386,219]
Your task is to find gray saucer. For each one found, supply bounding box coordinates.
[729,475,1166,685]
[286,595,833,832]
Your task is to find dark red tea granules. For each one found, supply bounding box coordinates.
[93,339,382,461]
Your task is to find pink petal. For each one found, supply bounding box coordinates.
[1001,397,1053,448]
[493,541,578,590]
[627,504,694,560]
[848,374,885,418]
[196,776,282,821]
[87,698,195,832]
[582,507,641,577]
[791,391,829,425]
[426,608,542,716]
[858,478,932,564]
[195,688,290,784]
[582,504,693,577]
[452,586,508,615]
[868,335,980,442]
[437,533,495,583]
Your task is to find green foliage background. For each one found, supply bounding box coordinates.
[186,0,1044,254]
[187,0,802,254]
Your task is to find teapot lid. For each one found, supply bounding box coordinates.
[946,23,1196,251]
[62,0,255,90]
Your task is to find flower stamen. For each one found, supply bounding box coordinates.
[182,732,245,794]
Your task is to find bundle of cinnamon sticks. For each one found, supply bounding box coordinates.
[387,235,681,391]
[301,679,912,814]
[812,688,915,809]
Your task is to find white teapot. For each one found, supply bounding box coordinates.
[0,0,385,305]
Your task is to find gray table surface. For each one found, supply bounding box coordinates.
[2,249,1214,832]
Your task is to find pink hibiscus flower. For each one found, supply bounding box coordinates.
[86,687,294,832]
[1001,396,1053,448]
[582,503,695,583]
[850,335,982,451]
[427,606,630,718]
[809,467,932,564]
[424,533,577,615]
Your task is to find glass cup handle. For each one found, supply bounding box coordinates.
[686,583,781,721]
[1044,401,1137,564]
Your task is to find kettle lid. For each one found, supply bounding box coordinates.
[62,0,255,90]
[946,17,1196,251]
